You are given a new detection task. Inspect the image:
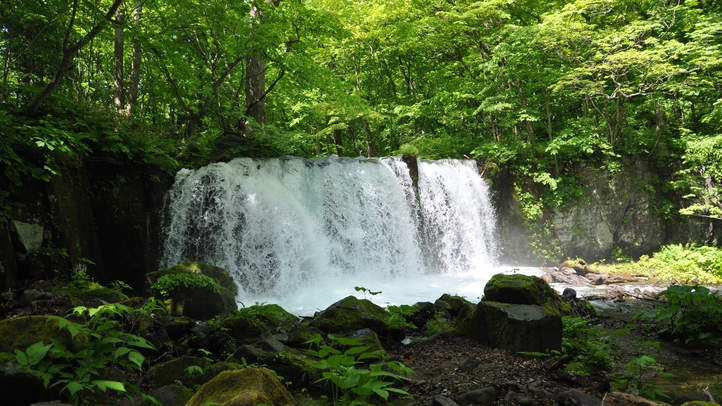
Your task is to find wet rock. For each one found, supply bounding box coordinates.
[309,295,390,336]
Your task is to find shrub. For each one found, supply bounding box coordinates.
[646,285,722,347]
[14,304,158,405]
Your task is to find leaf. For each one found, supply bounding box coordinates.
[25,342,53,365]
[128,350,145,369]
[93,380,127,393]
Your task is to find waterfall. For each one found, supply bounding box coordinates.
[160,156,499,312]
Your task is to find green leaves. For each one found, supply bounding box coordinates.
[14,303,159,404]
[303,333,412,404]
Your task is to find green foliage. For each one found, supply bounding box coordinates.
[304,334,413,405]
[610,244,722,284]
[385,305,417,331]
[151,273,222,296]
[646,285,722,347]
[561,317,613,376]
[14,304,158,405]
[612,341,673,401]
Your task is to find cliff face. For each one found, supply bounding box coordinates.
[0,160,170,291]
[491,157,719,265]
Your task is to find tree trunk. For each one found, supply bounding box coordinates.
[25,0,124,116]
[113,4,125,111]
[126,2,142,118]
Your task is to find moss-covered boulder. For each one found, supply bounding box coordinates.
[0,315,85,353]
[185,368,296,406]
[309,295,390,336]
[221,304,299,341]
[145,356,241,389]
[146,262,237,320]
[53,280,128,308]
[227,337,317,387]
[456,301,562,353]
[434,294,474,317]
[484,274,571,317]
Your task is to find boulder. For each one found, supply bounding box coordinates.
[185,368,296,406]
[556,389,602,406]
[0,356,52,406]
[456,301,562,353]
[483,273,571,317]
[309,295,389,336]
[0,315,85,353]
[227,338,317,387]
[434,294,474,317]
[221,304,299,341]
[146,262,237,320]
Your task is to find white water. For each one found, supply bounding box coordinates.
[160,156,520,316]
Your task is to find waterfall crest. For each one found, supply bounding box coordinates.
[160,156,498,304]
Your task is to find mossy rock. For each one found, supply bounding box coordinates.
[679,402,720,406]
[434,294,474,317]
[146,356,241,389]
[53,281,128,307]
[484,274,571,317]
[146,262,237,320]
[226,338,317,387]
[0,315,86,353]
[425,318,454,337]
[309,295,390,336]
[222,304,299,341]
[186,368,296,406]
[287,324,325,346]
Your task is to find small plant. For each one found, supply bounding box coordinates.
[185,365,204,376]
[386,305,417,331]
[304,334,413,405]
[561,316,613,375]
[613,341,673,400]
[646,285,722,347]
[14,304,159,405]
[151,273,221,296]
[354,286,381,300]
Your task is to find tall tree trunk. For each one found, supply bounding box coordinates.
[113,4,125,111]
[25,0,124,116]
[244,0,281,126]
[126,2,142,118]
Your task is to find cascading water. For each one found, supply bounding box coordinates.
[160,156,506,314]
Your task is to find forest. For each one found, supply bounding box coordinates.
[1,0,722,226]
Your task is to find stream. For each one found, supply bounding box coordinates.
[590,294,722,405]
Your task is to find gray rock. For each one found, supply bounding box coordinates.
[432,396,461,406]
[456,302,562,353]
[458,387,497,405]
[459,356,481,372]
[556,389,603,406]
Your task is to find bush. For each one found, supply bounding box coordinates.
[14,304,158,405]
[646,285,722,347]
